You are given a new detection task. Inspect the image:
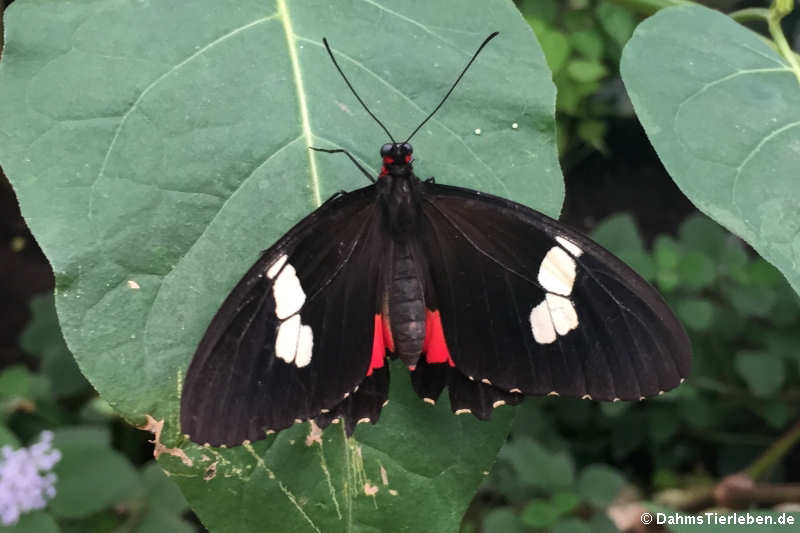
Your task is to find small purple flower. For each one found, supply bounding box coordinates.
[0,431,61,525]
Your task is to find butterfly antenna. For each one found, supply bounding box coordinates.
[404,32,499,143]
[322,38,397,143]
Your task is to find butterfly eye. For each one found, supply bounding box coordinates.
[380,143,394,157]
[401,143,413,154]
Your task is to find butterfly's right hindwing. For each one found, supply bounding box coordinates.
[180,186,388,446]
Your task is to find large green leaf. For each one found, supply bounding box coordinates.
[0,0,561,531]
[621,5,800,296]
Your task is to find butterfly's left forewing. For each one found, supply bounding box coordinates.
[416,183,691,410]
[180,186,389,446]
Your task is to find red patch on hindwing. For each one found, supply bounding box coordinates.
[368,314,391,376]
[423,310,455,366]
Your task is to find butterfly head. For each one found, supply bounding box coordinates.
[379,143,414,177]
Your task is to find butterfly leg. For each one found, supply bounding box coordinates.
[308,147,376,183]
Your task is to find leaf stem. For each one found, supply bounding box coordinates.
[746,418,800,480]
[728,7,771,23]
[766,0,800,84]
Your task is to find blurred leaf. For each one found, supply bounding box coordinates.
[570,30,604,61]
[21,294,90,399]
[678,215,728,257]
[50,427,140,519]
[0,365,49,414]
[563,8,595,31]
[675,298,714,331]
[0,423,20,447]
[551,517,592,533]
[1,512,59,533]
[140,462,189,514]
[520,498,560,528]
[591,213,643,251]
[734,352,784,398]
[595,1,637,52]
[577,464,625,507]
[533,24,571,75]
[498,437,575,491]
[723,283,776,318]
[647,407,680,444]
[567,59,608,83]
[749,399,791,429]
[517,0,558,24]
[654,236,680,292]
[677,396,713,429]
[550,491,581,515]
[576,118,607,152]
[588,513,620,533]
[622,5,800,297]
[482,508,526,533]
[676,252,716,290]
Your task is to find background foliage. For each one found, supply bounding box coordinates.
[0,0,798,532]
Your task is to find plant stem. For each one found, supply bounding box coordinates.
[728,7,771,23]
[766,2,800,84]
[746,418,800,480]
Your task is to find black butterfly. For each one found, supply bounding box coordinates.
[180,33,691,446]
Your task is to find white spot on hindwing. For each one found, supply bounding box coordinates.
[269,257,314,368]
[276,315,301,363]
[529,236,583,345]
[545,294,578,335]
[273,264,306,319]
[530,301,556,344]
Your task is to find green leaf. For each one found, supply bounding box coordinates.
[566,59,608,82]
[520,498,560,528]
[498,437,575,491]
[0,1,560,531]
[595,2,637,52]
[21,294,90,399]
[577,464,625,507]
[551,518,593,533]
[676,252,716,290]
[591,213,644,252]
[674,298,714,331]
[533,24,571,75]
[570,30,605,61]
[734,351,785,397]
[621,5,800,297]
[482,508,526,533]
[50,427,140,519]
[1,512,59,533]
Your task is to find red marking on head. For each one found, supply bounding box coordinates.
[381,314,394,353]
[382,156,395,164]
[368,314,387,376]
[404,154,412,163]
[423,310,455,366]
[379,166,388,177]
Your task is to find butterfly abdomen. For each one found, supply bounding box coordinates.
[387,242,426,366]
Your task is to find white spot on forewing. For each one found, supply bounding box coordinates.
[294,325,314,367]
[538,247,576,296]
[273,264,306,319]
[266,254,288,279]
[530,300,556,344]
[545,294,579,335]
[275,315,301,363]
[555,236,583,257]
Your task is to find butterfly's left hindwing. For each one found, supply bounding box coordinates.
[180,186,389,446]
[416,183,691,407]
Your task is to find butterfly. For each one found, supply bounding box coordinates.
[180,33,691,446]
